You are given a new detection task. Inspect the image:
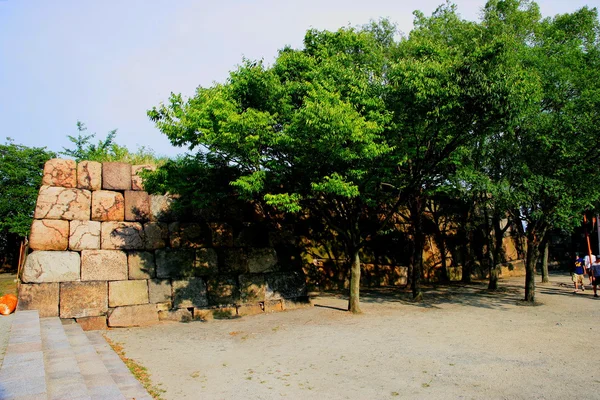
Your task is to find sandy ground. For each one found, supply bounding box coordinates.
[103,273,600,399]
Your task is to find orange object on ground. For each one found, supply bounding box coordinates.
[0,294,18,315]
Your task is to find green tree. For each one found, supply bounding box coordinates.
[149,22,397,313]
[0,139,56,267]
[508,5,600,302]
[385,2,531,299]
[61,121,166,165]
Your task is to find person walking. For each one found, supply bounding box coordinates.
[573,253,586,293]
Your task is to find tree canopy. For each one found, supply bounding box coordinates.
[148,0,600,307]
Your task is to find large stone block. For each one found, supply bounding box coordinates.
[91,190,125,221]
[155,249,196,278]
[247,248,278,273]
[22,251,80,283]
[81,250,127,281]
[209,223,233,247]
[239,274,266,303]
[207,277,239,306]
[77,161,102,191]
[195,248,218,275]
[132,164,156,191]
[102,162,131,190]
[108,280,149,307]
[128,251,155,279]
[219,248,248,274]
[148,279,172,304]
[76,316,107,331]
[265,271,307,300]
[237,304,264,317]
[34,186,92,220]
[144,222,168,250]
[124,190,150,221]
[42,158,76,188]
[17,283,59,317]
[172,278,208,308]
[169,222,210,248]
[69,220,101,250]
[108,304,159,327]
[150,194,175,222]
[29,219,69,251]
[101,221,144,250]
[60,281,108,318]
[158,308,192,322]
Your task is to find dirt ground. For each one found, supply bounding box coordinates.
[104,272,600,399]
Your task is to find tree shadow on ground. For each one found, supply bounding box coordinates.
[313,272,585,311]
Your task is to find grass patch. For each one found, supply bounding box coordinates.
[103,336,165,399]
[0,275,17,297]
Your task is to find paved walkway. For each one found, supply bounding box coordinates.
[0,310,152,400]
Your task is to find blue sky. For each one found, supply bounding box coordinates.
[1,0,598,158]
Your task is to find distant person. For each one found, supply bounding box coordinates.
[573,253,586,293]
[592,260,600,298]
[585,254,597,284]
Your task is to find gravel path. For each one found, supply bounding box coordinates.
[106,273,600,400]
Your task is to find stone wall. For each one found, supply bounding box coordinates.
[18,159,308,328]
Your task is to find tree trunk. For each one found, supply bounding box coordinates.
[488,215,505,290]
[541,239,550,283]
[410,195,424,301]
[524,230,542,302]
[348,247,362,314]
[461,233,473,283]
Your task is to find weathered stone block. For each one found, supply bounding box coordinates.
[108,280,149,307]
[148,279,172,304]
[101,221,144,250]
[69,220,101,250]
[77,161,102,191]
[34,186,91,220]
[237,304,264,317]
[248,248,278,273]
[195,248,218,275]
[150,194,175,222]
[155,302,171,313]
[29,219,69,251]
[194,307,237,320]
[108,304,159,327]
[207,277,239,305]
[265,271,307,300]
[209,223,233,247]
[76,316,107,331]
[239,274,266,303]
[264,300,284,313]
[22,251,80,283]
[60,281,108,318]
[172,278,208,308]
[91,190,125,221]
[158,308,192,322]
[42,158,76,188]
[155,249,196,278]
[193,308,213,321]
[219,248,248,274]
[17,283,59,317]
[81,250,127,281]
[102,162,131,190]
[132,164,156,191]
[169,222,210,248]
[143,222,168,250]
[128,251,155,279]
[124,190,150,221]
